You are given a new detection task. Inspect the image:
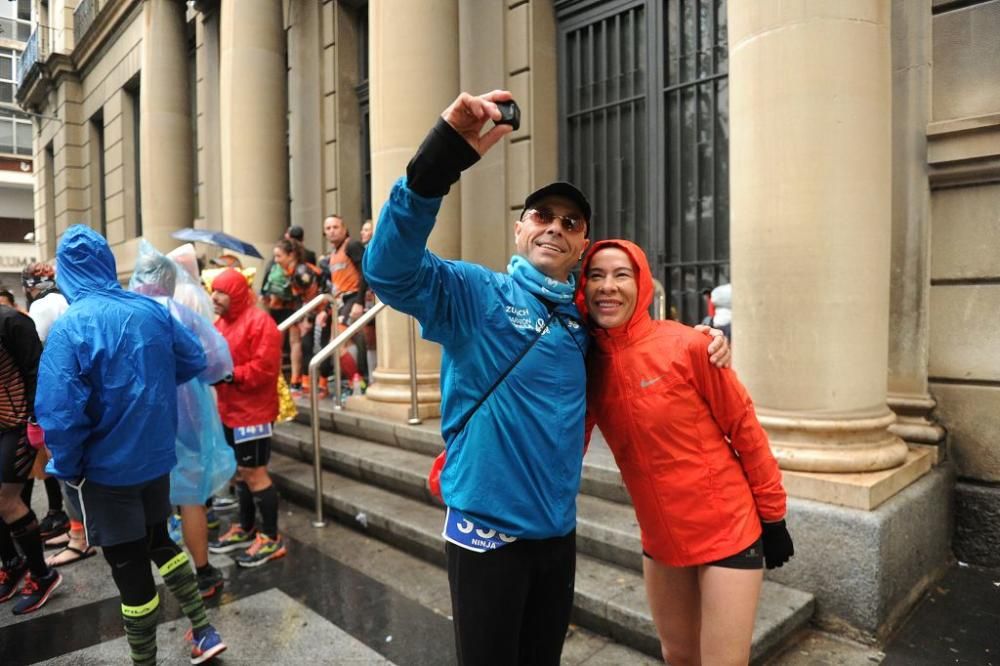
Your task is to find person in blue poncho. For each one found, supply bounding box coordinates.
[129,241,236,600]
[364,91,729,665]
[36,225,227,665]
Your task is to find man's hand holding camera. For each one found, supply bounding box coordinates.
[441,90,516,157]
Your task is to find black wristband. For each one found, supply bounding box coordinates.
[406,117,481,198]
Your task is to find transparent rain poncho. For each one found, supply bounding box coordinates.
[130,240,236,505]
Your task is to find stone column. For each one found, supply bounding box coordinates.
[139,0,193,251]
[359,0,461,418]
[287,0,323,251]
[728,0,908,473]
[197,8,223,232]
[219,0,287,272]
[887,0,945,445]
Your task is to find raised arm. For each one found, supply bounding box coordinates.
[363,91,514,345]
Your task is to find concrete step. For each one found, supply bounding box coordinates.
[272,420,644,572]
[269,450,815,663]
[292,399,632,504]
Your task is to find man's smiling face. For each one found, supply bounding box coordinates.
[513,195,590,282]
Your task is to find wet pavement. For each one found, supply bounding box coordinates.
[881,562,1000,666]
[5,483,999,664]
[4,485,660,665]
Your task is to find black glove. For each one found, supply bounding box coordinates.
[406,117,481,198]
[761,520,794,569]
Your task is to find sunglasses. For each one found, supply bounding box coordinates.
[522,208,588,235]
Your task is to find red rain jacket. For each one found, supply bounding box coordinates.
[578,240,786,567]
[212,268,282,429]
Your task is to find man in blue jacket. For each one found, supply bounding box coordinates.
[365,92,728,665]
[36,226,226,665]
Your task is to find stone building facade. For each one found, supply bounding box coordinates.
[16,0,1000,638]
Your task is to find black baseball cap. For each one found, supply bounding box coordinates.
[521,182,592,236]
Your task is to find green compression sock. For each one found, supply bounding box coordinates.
[158,551,209,634]
[121,594,160,665]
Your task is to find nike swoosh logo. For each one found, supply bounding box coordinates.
[640,375,668,388]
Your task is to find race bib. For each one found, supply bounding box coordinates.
[442,507,518,553]
[233,423,273,444]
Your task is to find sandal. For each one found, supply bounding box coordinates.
[46,545,97,567]
[44,532,71,549]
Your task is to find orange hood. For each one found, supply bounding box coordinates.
[575,239,655,339]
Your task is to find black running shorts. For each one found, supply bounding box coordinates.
[64,474,172,547]
[0,426,33,484]
[643,538,764,570]
[223,426,272,468]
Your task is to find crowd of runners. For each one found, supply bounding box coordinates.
[1,89,793,666]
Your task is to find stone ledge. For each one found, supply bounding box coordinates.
[927,112,1000,187]
[343,393,441,421]
[782,446,934,510]
[767,466,954,641]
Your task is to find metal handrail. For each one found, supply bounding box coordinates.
[306,301,386,527]
[277,293,333,332]
[652,278,667,320]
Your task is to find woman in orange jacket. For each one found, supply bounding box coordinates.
[579,239,794,666]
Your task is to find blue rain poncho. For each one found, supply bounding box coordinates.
[130,240,236,505]
[37,226,207,486]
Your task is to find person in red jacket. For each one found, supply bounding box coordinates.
[579,240,794,666]
[207,268,286,568]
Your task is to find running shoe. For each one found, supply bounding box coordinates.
[12,569,62,615]
[211,495,239,513]
[208,525,256,554]
[38,510,70,541]
[186,624,227,664]
[196,565,224,599]
[0,557,27,603]
[234,533,287,568]
[205,509,221,531]
[168,513,184,545]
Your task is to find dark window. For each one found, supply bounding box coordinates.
[44,142,55,252]
[0,217,33,243]
[558,0,729,323]
[0,112,13,153]
[663,0,729,324]
[90,110,106,237]
[125,80,142,237]
[561,3,650,248]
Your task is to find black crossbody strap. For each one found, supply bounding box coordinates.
[452,308,557,436]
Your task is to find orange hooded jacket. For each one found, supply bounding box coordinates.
[578,240,786,567]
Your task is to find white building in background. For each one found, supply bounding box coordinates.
[0,0,36,306]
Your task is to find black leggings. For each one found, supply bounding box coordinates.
[446,530,576,666]
[102,521,182,606]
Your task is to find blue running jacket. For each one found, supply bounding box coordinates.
[364,179,588,539]
[36,225,206,486]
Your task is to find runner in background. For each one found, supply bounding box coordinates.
[0,304,62,615]
[37,226,225,663]
[20,264,86,567]
[208,269,286,568]
[130,243,236,599]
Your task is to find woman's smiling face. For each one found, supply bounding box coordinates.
[584,246,638,329]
